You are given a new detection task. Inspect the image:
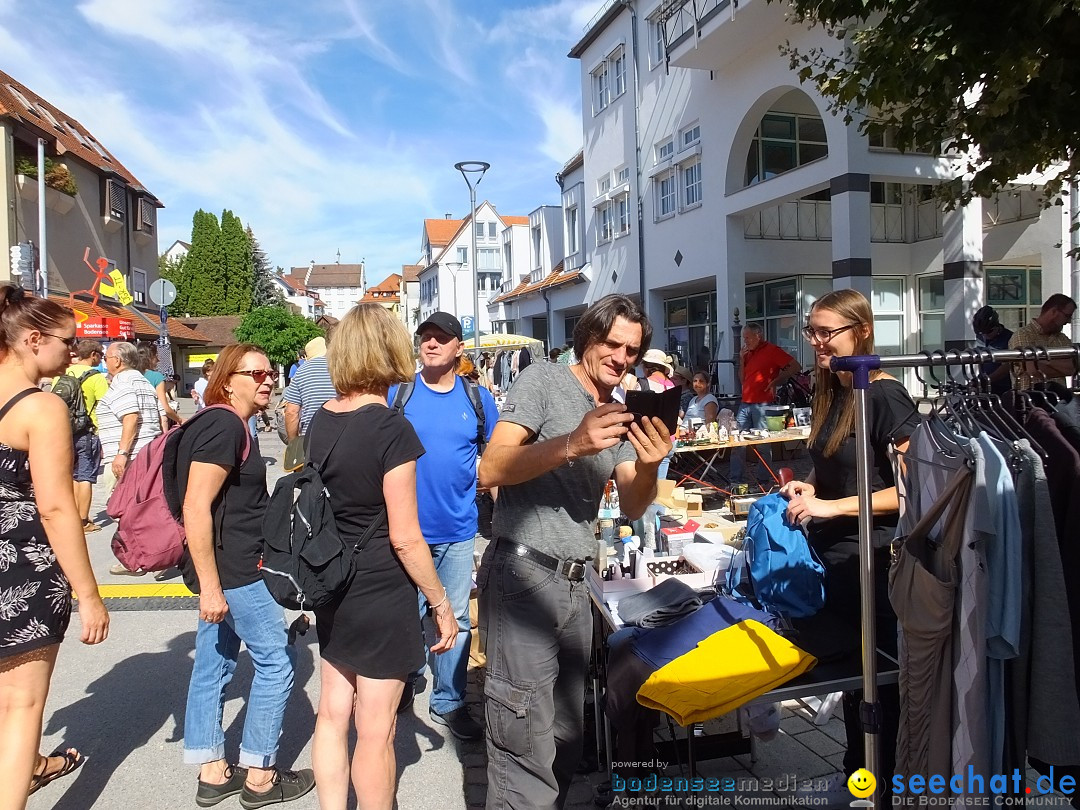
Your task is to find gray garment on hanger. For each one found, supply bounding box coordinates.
[1011,440,1080,766]
[891,452,973,779]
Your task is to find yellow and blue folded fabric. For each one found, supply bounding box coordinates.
[634,611,816,725]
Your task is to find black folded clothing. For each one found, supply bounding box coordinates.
[618,577,704,628]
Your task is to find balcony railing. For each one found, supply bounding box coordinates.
[658,0,727,52]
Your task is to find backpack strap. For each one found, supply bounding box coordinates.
[390,380,414,414]
[0,388,41,425]
[354,507,387,555]
[463,380,487,448]
[78,368,101,383]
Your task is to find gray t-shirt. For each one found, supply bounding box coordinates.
[492,363,638,560]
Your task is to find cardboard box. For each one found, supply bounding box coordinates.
[646,555,711,588]
[685,492,703,517]
[661,519,700,556]
[655,478,676,505]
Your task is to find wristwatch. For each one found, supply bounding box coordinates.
[117,450,131,457]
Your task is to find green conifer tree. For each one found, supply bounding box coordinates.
[222,209,254,314]
[184,210,225,316]
[248,226,283,308]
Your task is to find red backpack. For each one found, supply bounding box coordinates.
[107,405,251,572]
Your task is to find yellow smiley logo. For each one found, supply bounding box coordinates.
[847,768,876,799]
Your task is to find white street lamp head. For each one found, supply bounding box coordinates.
[455,161,490,349]
[454,161,490,188]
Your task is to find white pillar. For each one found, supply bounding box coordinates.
[830,173,873,299]
[942,198,983,349]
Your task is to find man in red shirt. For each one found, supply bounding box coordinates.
[729,323,801,483]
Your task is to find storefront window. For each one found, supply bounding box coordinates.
[663,291,717,372]
[986,266,1041,329]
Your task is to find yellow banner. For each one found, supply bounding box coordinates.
[99,269,133,306]
[188,353,219,367]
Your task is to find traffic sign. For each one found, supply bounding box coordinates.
[149,278,177,307]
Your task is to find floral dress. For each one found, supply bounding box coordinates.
[0,390,71,658]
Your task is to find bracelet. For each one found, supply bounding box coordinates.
[429,591,448,611]
[565,433,575,467]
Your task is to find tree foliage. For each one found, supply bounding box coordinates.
[248,226,284,309]
[234,306,322,369]
[781,0,1080,206]
[182,210,226,315]
[158,253,186,316]
[221,210,254,315]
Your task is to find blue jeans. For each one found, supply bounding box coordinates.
[642,450,673,550]
[416,537,475,715]
[184,580,296,767]
[728,402,769,483]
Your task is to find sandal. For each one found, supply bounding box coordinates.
[29,748,83,795]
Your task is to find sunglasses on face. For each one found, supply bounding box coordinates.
[43,333,78,348]
[231,369,279,384]
[802,324,860,344]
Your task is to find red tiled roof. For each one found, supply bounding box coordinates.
[401,264,423,282]
[491,262,585,304]
[284,265,364,288]
[176,316,243,346]
[366,273,402,293]
[425,218,463,246]
[0,69,158,202]
[501,216,529,226]
[51,294,211,343]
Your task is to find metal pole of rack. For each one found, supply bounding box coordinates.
[830,343,1078,809]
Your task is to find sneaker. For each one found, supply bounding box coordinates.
[396,679,415,714]
[239,769,315,809]
[109,563,146,576]
[429,706,483,741]
[196,765,247,808]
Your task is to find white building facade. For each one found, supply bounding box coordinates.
[509,0,1075,391]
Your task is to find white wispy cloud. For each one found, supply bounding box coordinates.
[0,0,585,281]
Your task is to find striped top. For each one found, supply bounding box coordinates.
[283,356,337,434]
[97,369,164,460]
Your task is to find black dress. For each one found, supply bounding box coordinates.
[308,404,426,679]
[0,390,71,659]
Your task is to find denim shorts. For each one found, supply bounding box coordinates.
[73,432,102,483]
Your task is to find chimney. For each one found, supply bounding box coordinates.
[445,213,452,219]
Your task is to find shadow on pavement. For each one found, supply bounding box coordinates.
[43,632,195,810]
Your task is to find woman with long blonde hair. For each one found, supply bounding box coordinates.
[779,288,918,792]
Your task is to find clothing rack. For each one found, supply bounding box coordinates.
[830,344,1080,807]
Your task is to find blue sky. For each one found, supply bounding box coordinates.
[0,0,597,284]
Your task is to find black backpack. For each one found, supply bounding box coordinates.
[52,368,101,435]
[260,417,384,611]
[391,377,487,450]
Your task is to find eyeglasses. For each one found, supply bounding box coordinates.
[43,333,78,348]
[802,324,860,344]
[231,369,279,383]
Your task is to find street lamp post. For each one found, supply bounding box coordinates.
[444,261,463,316]
[455,161,490,349]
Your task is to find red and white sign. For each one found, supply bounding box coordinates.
[76,316,134,340]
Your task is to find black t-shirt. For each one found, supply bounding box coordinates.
[807,377,920,550]
[177,409,267,592]
[306,404,424,575]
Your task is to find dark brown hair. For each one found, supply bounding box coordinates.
[572,294,652,362]
[0,285,73,353]
[203,344,266,407]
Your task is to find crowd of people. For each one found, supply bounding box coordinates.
[1,279,1077,810]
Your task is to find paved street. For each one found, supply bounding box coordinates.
[28,398,877,810]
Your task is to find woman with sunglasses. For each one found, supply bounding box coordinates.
[779,288,918,793]
[177,345,315,808]
[0,287,109,808]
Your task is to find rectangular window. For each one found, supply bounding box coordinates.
[475,222,485,240]
[599,202,614,242]
[616,166,630,186]
[656,172,676,219]
[680,124,700,149]
[616,194,630,236]
[566,206,579,254]
[477,248,501,271]
[457,246,468,265]
[488,221,497,239]
[597,175,611,196]
[986,266,1042,328]
[105,179,127,220]
[657,139,674,162]
[132,268,147,305]
[650,19,665,68]
[593,64,609,113]
[612,50,626,98]
[532,227,542,268]
[137,198,156,235]
[682,160,702,208]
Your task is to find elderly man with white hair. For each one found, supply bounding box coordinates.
[96,340,165,575]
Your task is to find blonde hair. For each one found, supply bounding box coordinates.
[808,289,877,457]
[327,304,415,396]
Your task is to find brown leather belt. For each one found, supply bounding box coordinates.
[495,538,587,582]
